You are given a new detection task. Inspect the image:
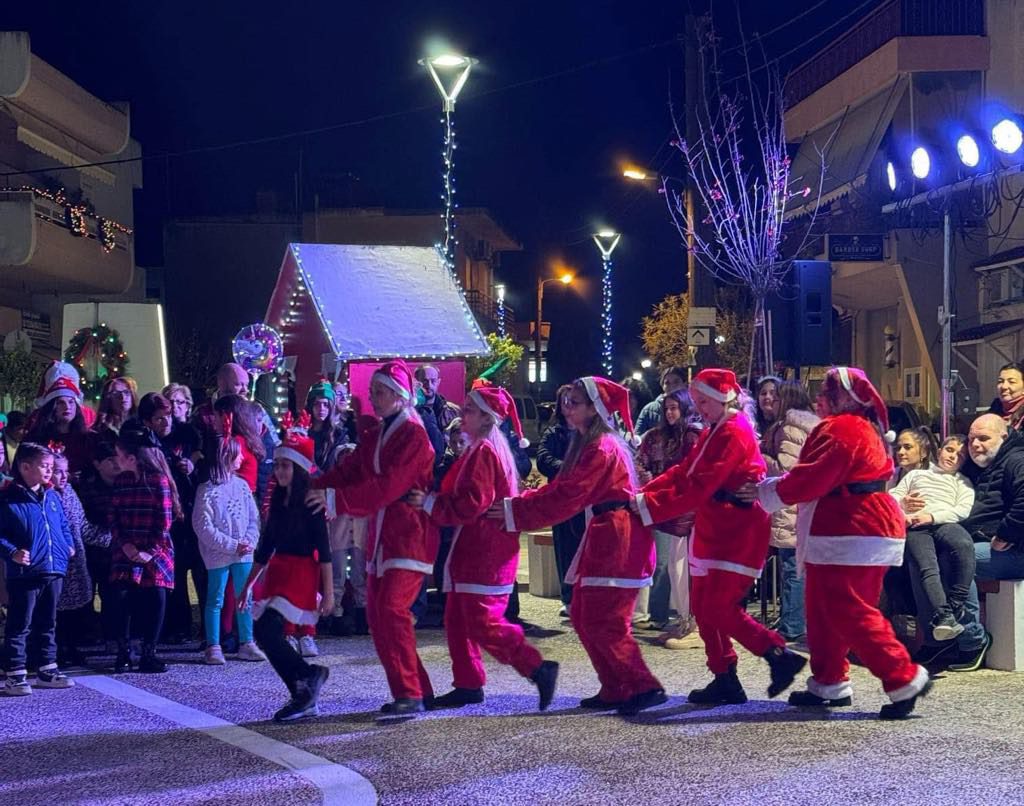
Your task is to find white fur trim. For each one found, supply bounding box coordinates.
[804,535,906,567]
[372,371,411,400]
[378,558,433,575]
[252,595,319,626]
[454,582,516,595]
[807,677,854,701]
[884,430,897,444]
[837,367,868,406]
[423,492,437,516]
[689,555,763,579]
[469,390,504,426]
[274,447,314,474]
[518,437,530,449]
[887,664,930,703]
[757,477,787,514]
[579,575,653,588]
[635,493,654,527]
[691,379,737,403]
[582,376,613,424]
[503,497,517,533]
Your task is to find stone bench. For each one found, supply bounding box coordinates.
[978,578,1024,671]
[527,530,561,599]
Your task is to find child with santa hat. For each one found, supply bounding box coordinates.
[489,376,664,715]
[406,384,559,711]
[632,368,806,706]
[755,366,930,719]
[307,360,437,715]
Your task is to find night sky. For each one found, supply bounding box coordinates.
[7,0,884,379]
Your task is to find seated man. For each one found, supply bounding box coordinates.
[917,414,1024,671]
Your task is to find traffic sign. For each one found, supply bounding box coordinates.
[687,307,717,328]
[687,327,710,346]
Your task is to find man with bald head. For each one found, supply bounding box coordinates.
[918,413,1024,670]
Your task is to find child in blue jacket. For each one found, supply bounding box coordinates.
[0,442,76,695]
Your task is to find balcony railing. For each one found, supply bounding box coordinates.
[464,288,516,334]
[785,0,986,108]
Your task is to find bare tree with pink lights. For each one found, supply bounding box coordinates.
[664,17,827,382]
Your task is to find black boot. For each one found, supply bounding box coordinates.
[764,645,807,698]
[879,677,933,720]
[788,690,852,708]
[137,645,167,674]
[429,687,485,710]
[617,688,668,716]
[113,646,131,674]
[353,607,369,636]
[531,660,559,711]
[688,665,747,705]
[579,694,626,710]
[380,698,425,715]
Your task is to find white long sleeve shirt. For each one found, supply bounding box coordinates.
[889,465,975,524]
[192,476,260,569]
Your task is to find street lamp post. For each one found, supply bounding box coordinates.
[420,53,478,277]
[535,273,573,393]
[494,283,507,338]
[593,230,621,376]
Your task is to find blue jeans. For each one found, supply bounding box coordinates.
[975,541,1024,579]
[3,576,62,673]
[648,530,674,623]
[205,563,253,646]
[777,548,805,639]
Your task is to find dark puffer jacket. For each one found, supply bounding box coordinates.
[961,429,1024,549]
[0,483,75,579]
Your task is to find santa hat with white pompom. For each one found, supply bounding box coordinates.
[469,385,530,449]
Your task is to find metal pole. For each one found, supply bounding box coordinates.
[535,278,543,394]
[941,209,952,440]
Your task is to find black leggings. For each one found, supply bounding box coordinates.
[905,524,976,616]
[255,608,313,696]
[111,585,167,649]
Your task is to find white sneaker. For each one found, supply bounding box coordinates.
[204,645,226,665]
[286,635,300,653]
[236,642,268,662]
[35,666,75,688]
[299,635,319,658]
[3,673,32,696]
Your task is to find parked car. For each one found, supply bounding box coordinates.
[886,400,922,435]
[512,394,542,452]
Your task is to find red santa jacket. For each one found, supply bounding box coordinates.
[313,408,437,577]
[635,410,770,578]
[758,413,905,567]
[504,433,654,587]
[425,439,518,595]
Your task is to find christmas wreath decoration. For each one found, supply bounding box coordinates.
[64,323,129,401]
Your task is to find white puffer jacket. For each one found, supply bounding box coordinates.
[762,408,821,549]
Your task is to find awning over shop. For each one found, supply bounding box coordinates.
[786,76,908,218]
[954,317,1024,344]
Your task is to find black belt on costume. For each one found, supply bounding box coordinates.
[592,500,630,516]
[712,490,753,509]
[827,479,889,497]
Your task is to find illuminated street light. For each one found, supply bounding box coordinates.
[641,358,652,369]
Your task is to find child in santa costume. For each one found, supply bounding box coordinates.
[755,366,931,719]
[407,385,559,711]
[309,360,438,715]
[240,415,332,722]
[492,376,664,716]
[633,368,806,705]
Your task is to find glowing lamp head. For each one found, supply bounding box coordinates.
[641,359,652,369]
[430,54,470,68]
[992,119,1023,155]
[957,134,981,168]
[910,147,931,180]
[597,229,618,239]
[559,273,573,285]
[886,161,897,192]
[631,371,643,381]
[623,169,649,180]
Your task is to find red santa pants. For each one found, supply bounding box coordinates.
[367,569,434,701]
[692,569,785,674]
[805,564,917,693]
[571,584,662,702]
[444,591,544,689]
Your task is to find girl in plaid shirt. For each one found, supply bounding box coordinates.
[110,425,181,674]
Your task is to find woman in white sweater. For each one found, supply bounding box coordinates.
[193,437,265,664]
[889,434,975,643]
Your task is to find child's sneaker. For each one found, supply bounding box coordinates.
[35,666,75,689]
[204,645,226,665]
[286,635,300,653]
[236,642,267,662]
[3,673,32,696]
[299,636,319,658]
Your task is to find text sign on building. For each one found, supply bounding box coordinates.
[828,234,883,262]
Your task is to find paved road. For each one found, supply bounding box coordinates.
[3,593,1023,805]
